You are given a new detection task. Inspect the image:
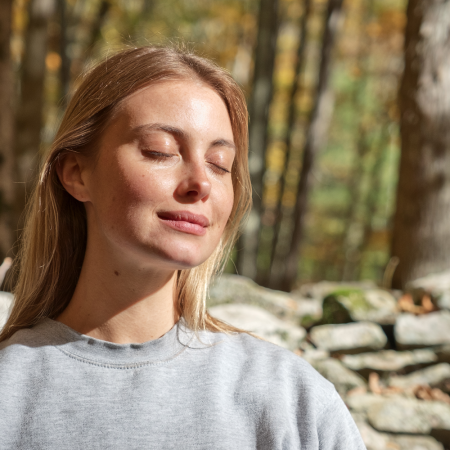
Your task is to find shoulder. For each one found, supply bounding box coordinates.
[230,333,365,448]
[204,329,340,413]
[0,320,56,366]
[201,330,365,448]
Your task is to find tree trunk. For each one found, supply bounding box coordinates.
[357,119,390,280]
[391,0,450,288]
[265,0,311,288]
[64,0,111,86]
[0,0,15,259]
[84,0,110,56]
[14,0,56,229]
[59,0,70,104]
[279,0,344,291]
[236,0,279,279]
[340,0,374,281]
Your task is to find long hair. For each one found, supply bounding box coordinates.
[0,46,252,342]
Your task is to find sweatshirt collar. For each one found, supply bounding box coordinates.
[34,317,217,367]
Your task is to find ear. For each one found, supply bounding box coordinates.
[56,152,91,203]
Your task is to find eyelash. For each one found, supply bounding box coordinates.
[144,151,231,174]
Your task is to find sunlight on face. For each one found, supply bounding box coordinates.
[84,80,236,270]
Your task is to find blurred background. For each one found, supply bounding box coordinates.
[4,3,450,446]
[0,0,448,293]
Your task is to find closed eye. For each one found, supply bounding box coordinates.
[208,162,231,174]
[143,150,175,158]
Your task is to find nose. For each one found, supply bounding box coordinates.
[174,160,211,203]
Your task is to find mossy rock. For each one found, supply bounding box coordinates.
[320,288,397,325]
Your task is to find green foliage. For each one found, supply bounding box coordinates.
[321,288,371,325]
[10,0,407,287]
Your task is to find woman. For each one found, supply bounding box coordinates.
[0,46,365,449]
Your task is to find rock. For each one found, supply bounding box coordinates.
[436,345,450,364]
[208,303,306,350]
[309,322,387,354]
[395,311,450,349]
[438,291,450,310]
[390,435,444,450]
[345,393,390,417]
[208,274,322,323]
[352,419,390,450]
[320,288,398,325]
[292,296,323,328]
[0,291,13,331]
[310,358,366,396]
[407,269,450,309]
[342,349,437,376]
[352,418,444,450]
[296,280,377,300]
[367,397,450,440]
[0,258,12,286]
[389,363,450,391]
[300,348,330,365]
[436,291,450,309]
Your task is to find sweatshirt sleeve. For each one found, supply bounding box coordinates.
[317,392,367,450]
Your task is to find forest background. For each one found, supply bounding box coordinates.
[0,0,447,293]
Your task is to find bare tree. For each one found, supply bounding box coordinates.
[83,0,111,58]
[340,0,374,281]
[278,0,345,291]
[0,0,15,259]
[357,121,391,280]
[391,0,450,288]
[265,0,311,288]
[59,0,70,104]
[14,0,56,229]
[237,0,279,279]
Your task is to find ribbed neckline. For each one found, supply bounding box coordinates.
[33,317,219,368]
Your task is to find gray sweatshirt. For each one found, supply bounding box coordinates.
[0,317,366,449]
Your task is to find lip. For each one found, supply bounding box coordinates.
[157,210,210,236]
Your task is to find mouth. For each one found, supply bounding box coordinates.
[157,210,209,236]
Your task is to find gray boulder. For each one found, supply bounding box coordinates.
[390,435,444,450]
[311,358,367,396]
[395,311,450,349]
[296,280,377,300]
[0,291,13,331]
[407,269,450,310]
[208,303,306,350]
[342,349,437,375]
[367,397,450,440]
[388,363,450,391]
[353,418,444,450]
[309,322,387,354]
[436,345,450,364]
[320,288,398,325]
[300,348,330,365]
[209,274,322,324]
[352,418,390,450]
[345,393,387,416]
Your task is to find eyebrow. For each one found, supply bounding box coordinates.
[210,139,236,151]
[133,123,236,152]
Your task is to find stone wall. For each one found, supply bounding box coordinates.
[1,269,450,449]
[208,272,450,450]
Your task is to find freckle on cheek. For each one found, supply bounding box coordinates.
[114,271,120,276]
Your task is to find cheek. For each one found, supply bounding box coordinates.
[94,161,172,230]
[212,181,234,232]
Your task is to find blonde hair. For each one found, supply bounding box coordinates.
[0,46,252,342]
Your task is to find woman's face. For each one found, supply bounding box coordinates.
[82,79,235,270]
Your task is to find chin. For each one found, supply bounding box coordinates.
[164,255,210,271]
[145,241,215,271]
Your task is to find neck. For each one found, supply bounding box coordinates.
[56,237,180,344]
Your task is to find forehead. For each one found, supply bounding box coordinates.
[113,80,234,139]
